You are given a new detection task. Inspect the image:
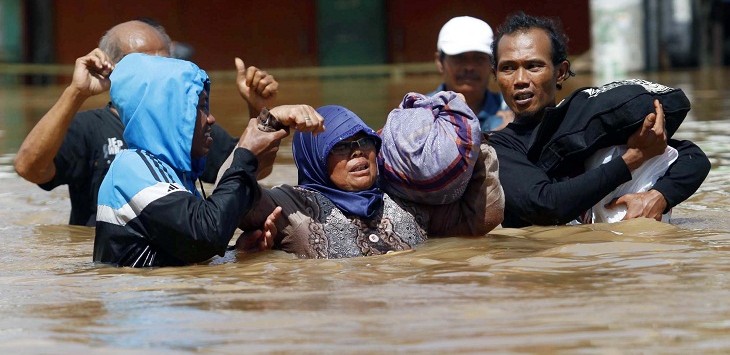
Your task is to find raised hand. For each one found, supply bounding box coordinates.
[14,48,114,184]
[236,116,289,155]
[72,48,114,98]
[622,99,668,171]
[269,104,325,133]
[235,57,278,114]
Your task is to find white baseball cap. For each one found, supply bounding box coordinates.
[437,16,494,56]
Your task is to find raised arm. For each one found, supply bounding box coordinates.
[14,49,114,183]
[235,57,278,117]
[214,104,324,185]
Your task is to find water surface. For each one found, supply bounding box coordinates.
[0,67,729,353]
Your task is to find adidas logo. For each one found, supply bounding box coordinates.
[167,184,179,192]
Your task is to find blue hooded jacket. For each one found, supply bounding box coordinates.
[94,53,260,267]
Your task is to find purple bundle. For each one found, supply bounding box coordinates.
[378,91,481,204]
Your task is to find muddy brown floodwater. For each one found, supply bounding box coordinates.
[0,67,729,353]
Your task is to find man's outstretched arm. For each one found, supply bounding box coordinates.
[14,48,113,183]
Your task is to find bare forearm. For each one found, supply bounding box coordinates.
[14,86,89,183]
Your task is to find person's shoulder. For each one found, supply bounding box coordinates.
[106,150,144,174]
[289,185,333,207]
[480,89,503,103]
[479,90,508,114]
[486,125,530,156]
[486,127,512,143]
[70,106,121,134]
[107,150,165,182]
[104,150,181,199]
[99,151,146,203]
[74,106,117,121]
[101,151,185,209]
[289,185,318,199]
[267,185,324,215]
[382,191,412,208]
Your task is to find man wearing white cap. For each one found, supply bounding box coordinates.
[432,16,513,132]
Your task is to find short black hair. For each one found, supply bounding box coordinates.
[491,11,575,78]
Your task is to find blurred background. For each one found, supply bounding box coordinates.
[0,0,729,160]
[0,0,727,77]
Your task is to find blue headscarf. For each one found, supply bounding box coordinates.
[293,105,383,219]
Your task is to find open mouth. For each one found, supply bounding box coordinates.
[514,91,534,105]
[204,130,213,146]
[350,161,369,173]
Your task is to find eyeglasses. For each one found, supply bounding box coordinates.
[330,137,377,156]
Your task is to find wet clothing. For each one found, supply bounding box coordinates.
[490,118,710,228]
[240,143,502,259]
[237,105,504,259]
[429,84,508,132]
[249,187,428,258]
[95,54,256,267]
[38,104,236,227]
[39,105,124,226]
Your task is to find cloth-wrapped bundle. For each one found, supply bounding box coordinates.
[378,91,481,204]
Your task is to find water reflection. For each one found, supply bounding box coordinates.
[0,68,729,353]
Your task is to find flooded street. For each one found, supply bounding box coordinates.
[1,67,729,353]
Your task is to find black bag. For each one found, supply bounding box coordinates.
[527,79,690,176]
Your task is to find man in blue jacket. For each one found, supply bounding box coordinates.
[94,54,323,267]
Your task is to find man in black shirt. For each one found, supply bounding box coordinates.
[14,20,278,226]
[489,13,711,228]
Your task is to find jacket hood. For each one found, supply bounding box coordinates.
[110,53,210,176]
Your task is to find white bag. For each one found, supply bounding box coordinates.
[584,145,678,223]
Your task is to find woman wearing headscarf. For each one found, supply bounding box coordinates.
[236,104,504,259]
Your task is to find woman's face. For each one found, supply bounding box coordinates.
[327,133,378,191]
